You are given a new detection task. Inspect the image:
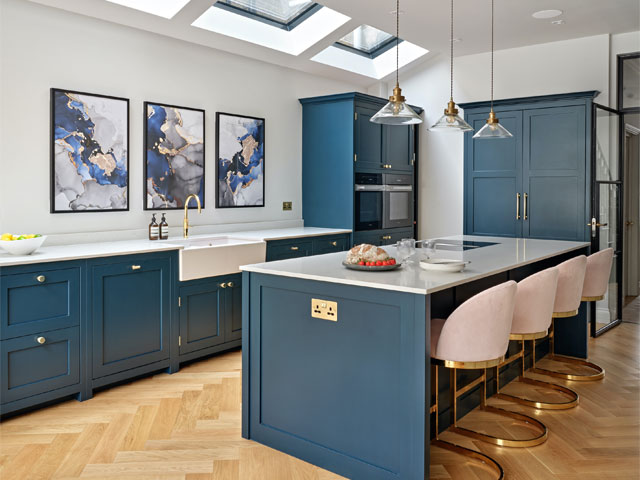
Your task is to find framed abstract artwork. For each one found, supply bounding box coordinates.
[50,88,129,212]
[144,102,205,209]
[215,112,265,208]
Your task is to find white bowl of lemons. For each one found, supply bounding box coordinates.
[0,234,47,256]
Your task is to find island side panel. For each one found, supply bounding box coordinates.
[245,272,428,480]
[242,271,250,440]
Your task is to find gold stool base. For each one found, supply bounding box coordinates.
[432,439,504,480]
[495,376,579,410]
[450,405,548,448]
[532,354,605,381]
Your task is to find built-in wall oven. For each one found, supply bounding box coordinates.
[355,173,413,231]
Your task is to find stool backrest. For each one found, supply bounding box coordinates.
[436,281,517,363]
[583,248,614,298]
[554,255,587,314]
[512,267,559,335]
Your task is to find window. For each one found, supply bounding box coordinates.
[336,25,398,58]
[214,0,322,30]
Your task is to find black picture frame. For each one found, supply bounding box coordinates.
[215,112,266,209]
[50,88,130,213]
[143,101,206,210]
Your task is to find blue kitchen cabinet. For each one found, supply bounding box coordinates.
[89,254,171,380]
[461,91,597,242]
[354,105,383,171]
[311,234,350,255]
[383,124,415,172]
[178,279,225,355]
[224,274,242,343]
[354,228,414,247]
[265,234,351,262]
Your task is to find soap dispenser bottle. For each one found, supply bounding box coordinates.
[149,214,159,241]
[159,213,169,240]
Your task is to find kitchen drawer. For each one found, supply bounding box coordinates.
[1,267,80,339]
[353,229,414,247]
[266,239,313,262]
[1,326,80,404]
[312,235,350,255]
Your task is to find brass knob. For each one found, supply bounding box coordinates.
[627,221,635,226]
[331,241,337,247]
[131,265,141,270]
[220,283,227,288]
[290,246,299,251]
[36,275,46,283]
[227,282,234,288]
[36,336,46,344]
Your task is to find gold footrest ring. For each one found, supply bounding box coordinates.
[532,355,605,381]
[432,439,504,480]
[450,405,548,448]
[495,376,579,410]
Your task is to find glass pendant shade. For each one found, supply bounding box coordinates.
[429,100,473,131]
[473,110,513,138]
[371,85,423,125]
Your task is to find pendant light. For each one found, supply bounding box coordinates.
[473,0,513,139]
[370,0,422,125]
[429,0,473,132]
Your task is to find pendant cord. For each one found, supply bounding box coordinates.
[396,0,400,87]
[490,0,494,111]
[450,0,454,100]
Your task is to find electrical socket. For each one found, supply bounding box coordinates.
[311,298,338,322]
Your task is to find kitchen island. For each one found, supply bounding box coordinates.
[241,235,590,480]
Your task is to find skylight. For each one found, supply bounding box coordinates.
[104,0,191,19]
[193,3,350,56]
[215,0,320,29]
[337,25,396,57]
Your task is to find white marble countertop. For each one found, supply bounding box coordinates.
[0,227,352,268]
[241,235,590,295]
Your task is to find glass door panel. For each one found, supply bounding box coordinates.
[594,107,620,181]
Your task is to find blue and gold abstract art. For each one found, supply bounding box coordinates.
[145,103,205,209]
[51,89,129,212]
[216,113,265,208]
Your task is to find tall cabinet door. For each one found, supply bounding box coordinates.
[523,106,586,241]
[464,111,523,237]
[354,106,383,171]
[91,257,171,379]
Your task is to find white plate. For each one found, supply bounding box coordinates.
[419,258,470,272]
[0,236,47,256]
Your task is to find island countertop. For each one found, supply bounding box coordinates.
[241,235,590,295]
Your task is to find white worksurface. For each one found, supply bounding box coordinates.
[241,236,590,295]
[0,227,351,267]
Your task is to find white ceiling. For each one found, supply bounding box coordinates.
[27,0,640,88]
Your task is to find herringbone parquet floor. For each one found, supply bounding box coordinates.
[1,318,638,479]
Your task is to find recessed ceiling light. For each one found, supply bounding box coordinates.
[532,9,563,19]
[104,0,191,19]
[551,19,565,25]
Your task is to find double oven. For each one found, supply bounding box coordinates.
[354,173,414,231]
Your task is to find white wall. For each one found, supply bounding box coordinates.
[399,33,640,239]
[0,0,361,240]
[610,31,640,107]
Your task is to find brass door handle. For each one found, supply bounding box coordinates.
[588,217,608,237]
[587,222,608,227]
[523,193,528,220]
[331,241,337,247]
[516,193,521,220]
[36,275,46,283]
[290,246,299,251]
[626,221,635,226]
[131,265,141,271]
[220,283,227,288]
[36,336,46,344]
[227,282,234,288]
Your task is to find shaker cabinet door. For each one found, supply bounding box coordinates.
[178,279,225,355]
[354,106,383,171]
[90,256,171,379]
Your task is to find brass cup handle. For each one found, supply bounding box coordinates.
[227,282,234,288]
[516,193,521,220]
[290,246,299,251]
[36,275,46,283]
[131,265,141,271]
[331,241,337,247]
[220,282,227,288]
[36,336,46,344]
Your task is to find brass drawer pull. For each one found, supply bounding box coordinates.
[131,265,141,271]
[290,246,299,251]
[36,275,46,283]
[220,282,228,288]
[331,241,337,247]
[523,193,528,220]
[227,281,234,288]
[36,336,46,344]
[516,193,521,220]
[382,235,392,240]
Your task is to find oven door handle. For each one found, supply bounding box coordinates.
[355,184,385,191]
[384,185,413,192]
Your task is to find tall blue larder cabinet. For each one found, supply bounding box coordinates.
[460,91,598,242]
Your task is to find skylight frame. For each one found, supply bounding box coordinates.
[213,1,322,31]
[335,25,399,59]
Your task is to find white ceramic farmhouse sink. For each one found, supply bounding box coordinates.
[168,236,266,282]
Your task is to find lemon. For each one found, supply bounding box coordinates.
[1,233,12,241]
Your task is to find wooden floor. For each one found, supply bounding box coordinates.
[1,312,638,479]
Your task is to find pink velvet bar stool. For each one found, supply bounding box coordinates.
[582,248,614,302]
[494,267,579,410]
[531,255,605,381]
[429,281,547,480]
